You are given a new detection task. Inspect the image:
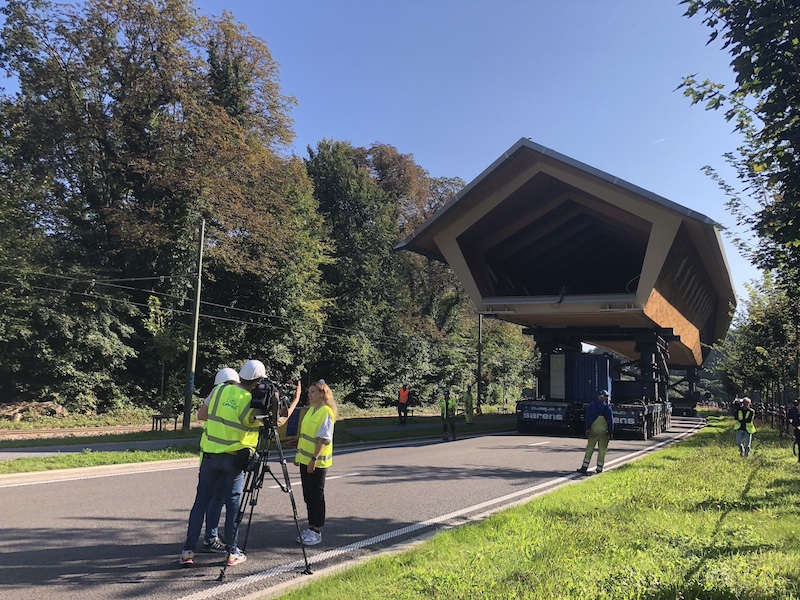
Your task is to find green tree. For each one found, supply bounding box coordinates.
[712,273,798,401]
[680,0,800,285]
[0,0,322,409]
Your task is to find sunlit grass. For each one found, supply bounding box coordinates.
[275,417,800,600]
[0,445,198,474]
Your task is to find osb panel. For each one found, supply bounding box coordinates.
[654,223,717,339]
[644,287,702,366]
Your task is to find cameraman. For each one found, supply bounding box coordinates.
[180,359,266,568]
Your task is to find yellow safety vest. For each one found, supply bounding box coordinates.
[296,405,334,468]
[201,384,260,454]
[734,409,756,434]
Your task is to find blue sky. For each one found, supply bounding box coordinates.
[2,1,761,301]
[193,0,760,302]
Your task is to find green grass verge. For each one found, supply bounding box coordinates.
[0,427,204,449]
[275,417,800,600]
[0,445,199,474]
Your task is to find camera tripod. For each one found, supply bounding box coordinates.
[218,416,312,581]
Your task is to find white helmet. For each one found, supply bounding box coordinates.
[214,368,240,385]
[239,359,266,381]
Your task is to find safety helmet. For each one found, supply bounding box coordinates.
[214,368,240,385]
[238,359,266,381]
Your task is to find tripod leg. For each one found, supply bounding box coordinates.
[270,428,313,575]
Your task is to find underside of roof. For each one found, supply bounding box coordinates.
[396,138,737,367]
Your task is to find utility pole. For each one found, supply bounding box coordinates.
[477,313,483,414]
[183,219,205,430]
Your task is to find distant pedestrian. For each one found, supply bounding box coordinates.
[462,385,475,424]
[734,397,756,458]
[787,400,800,462]
[397,383,410,426]
[576,390,613,475]
[441,389,457,441]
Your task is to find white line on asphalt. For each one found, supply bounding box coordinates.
[268,472,361,489]
[527,441,551,446]
[175,423,704,600]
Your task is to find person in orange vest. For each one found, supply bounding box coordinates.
[398,383,411,425]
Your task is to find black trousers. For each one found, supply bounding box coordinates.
[299,465,328,528]
[398,402,408,423]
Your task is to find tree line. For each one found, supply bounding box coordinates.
[0,0,537,415]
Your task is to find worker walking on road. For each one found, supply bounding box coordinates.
[734,397,756,457]
[462,385,475,424]
[577,390,613,475]
[441,389,457,441]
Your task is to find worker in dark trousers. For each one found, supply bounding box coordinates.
[441,389,457,441]
[788,400,800,462]
[734,397,756,457]
[577,390,613,475]
[397,383,410,426]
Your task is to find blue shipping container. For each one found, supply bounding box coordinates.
[550,352,612,403]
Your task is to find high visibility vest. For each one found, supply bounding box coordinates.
[399,388,410,404]
[734,409,756,434]
[441,396,457,418]
[201,384,260,454]
[296,405,334,468]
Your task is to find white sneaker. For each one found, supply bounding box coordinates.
[295,528,311,544]
[301,530,322,546]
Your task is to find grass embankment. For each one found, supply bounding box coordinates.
[277,417,800,600]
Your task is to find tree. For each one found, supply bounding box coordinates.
[0,0,322,409]
[680,0,800,286]
[711,273,798,401]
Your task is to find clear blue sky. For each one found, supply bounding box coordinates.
[194,0,760,302]
[3,1,762,301]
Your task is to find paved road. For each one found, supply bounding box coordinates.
[0,418,704,600]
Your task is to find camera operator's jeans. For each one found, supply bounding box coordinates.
[184,452,245,554]
[735,429,753,457]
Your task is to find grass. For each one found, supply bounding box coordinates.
[0,426,204,449]
[0,406,160,429]
[274,416,800,600]
[0,445,199,474]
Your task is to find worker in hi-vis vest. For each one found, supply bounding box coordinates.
[577,390,613,475]
[398,383,410,426]
[181,360,265,568]
[441,389,457,441]
[734,397,756,458]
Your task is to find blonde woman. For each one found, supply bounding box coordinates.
[293,380,338,546]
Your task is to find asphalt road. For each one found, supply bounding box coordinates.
[0,418,703,600]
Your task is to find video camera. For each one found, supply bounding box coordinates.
[250,374,297,426]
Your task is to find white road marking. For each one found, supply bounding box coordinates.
[527,441,551,446]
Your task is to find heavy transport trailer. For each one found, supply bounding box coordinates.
[516,328,678,440]
[515,397,671,440]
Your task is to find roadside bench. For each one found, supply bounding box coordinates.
[151,413,179,431]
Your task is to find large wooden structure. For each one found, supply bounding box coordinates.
[396,138,736,367]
